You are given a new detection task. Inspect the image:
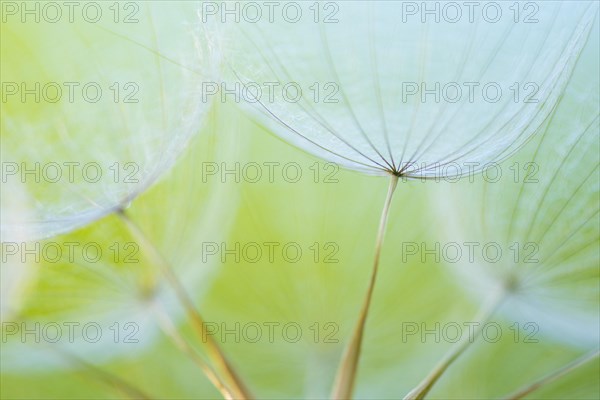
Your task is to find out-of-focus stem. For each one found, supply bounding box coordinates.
[331,174,399,399]
[117,210,253,400]
[403,286,506,400]
[58,349,153,399]
[152,302,235,400]
[504,349,599,400]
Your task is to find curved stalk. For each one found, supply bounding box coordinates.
[331,174,399,399]
[117,210,253,399]
[403,286,506,400]
[504,349,599,400]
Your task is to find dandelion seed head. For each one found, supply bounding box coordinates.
[1,3,220,241]
[1,108,243,370]
[221,1,597,179]
[434,19,600,345]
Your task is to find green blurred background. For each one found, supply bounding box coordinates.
[1,2,598,399]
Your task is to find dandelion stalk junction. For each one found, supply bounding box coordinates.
[331,174,399,399]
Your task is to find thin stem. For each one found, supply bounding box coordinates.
[58,349,153,399]
[152,302,235,400]
[504,349,600,400]
[331,174,399,399]
[403,285,506,400]
[117,210,253,400]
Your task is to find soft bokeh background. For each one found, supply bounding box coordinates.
[2,104,598,399]
[1,2,598,399]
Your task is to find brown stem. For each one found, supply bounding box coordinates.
[331,175,399,399]
[117,210,253,399]
[152,302,235,400]
[403,286,506,400]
